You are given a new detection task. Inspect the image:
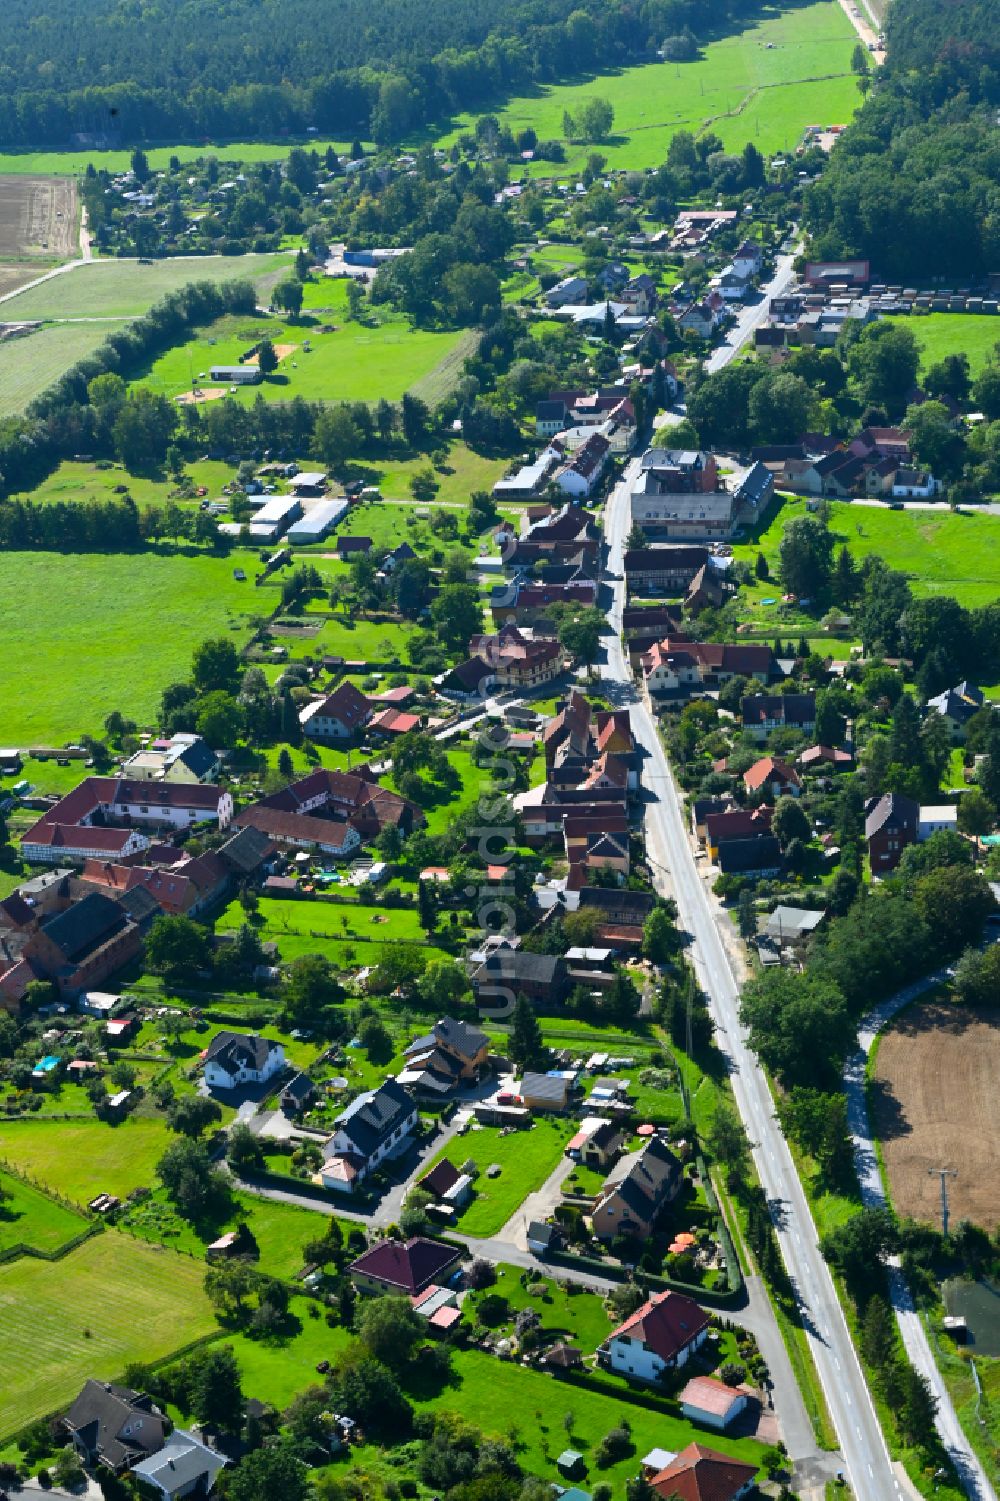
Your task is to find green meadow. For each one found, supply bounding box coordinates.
[732,496,1000,611]
[892,312,1000,379]
[0,141,364,177]
[0,252,290,320]
[0,1169,90,1256]
[431,0,859,173]
[0,321,129,414]
[0,550,259,745]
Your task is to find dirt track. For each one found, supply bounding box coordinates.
[873,1001,1000,1230]
[0,174,77,259]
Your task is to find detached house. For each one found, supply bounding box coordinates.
[399,1016,490,1097]
[62,1380,166,1473]
[926,682,985,743]
[592,1135,683,1239]
[350,1235,461,1296]
[321,1078,417,1192]
[300,682,372,743]
[741,693,816,742]
[601,1289,710,1382]
[649,1443,757,1501]
[743,757,802,801]
[203,1031,285,1090]
[131,1430,227,1501]
[866,792,919,874]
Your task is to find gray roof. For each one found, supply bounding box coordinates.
[40,892,128,962]
[204,1030,279,1074]
[330,1077,414,1158]
[63,1380,164,1471]
[520,1071,569,1102]
[131,1429,227,1494]
[764,906,825,940]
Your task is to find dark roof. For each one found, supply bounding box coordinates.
[313,681,372,729]
[473,950,564,985]
[204,1031,280,1074]
[218,824,274,874]
[442,657,494,694]
[741,693,815,727]
[419,1157,463,1197]
[337,535,373,553]
[39,892,128,963]
[865,792,920,840]
[537,399,568,421]
[63,1380,164,1472]
[578,887,656,920]
[282,1071,315,1103]
[332,1077,414,1157]
[349,1235,460,1293]
[431,1015,488,1059]
[717,835,782,874]
[175,738,218,779]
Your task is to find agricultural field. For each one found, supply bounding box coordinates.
[0,263,48,299]
[898,312,1000,379]
[0,173,77,259]
[732,496,1000,611]
[430,0,859,174]
[0,320,129,414]
[0,141,363,177]
[0,1169,90,1256]
[0,550,260,745]
[0,251,290,320]
[136,297,468,407]
[0,1232,215,1439]
[423,1118,573,1235]
[872,1001,1000,1230]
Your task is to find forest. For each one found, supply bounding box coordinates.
[0,0,786,148]
[804,0,1000,280]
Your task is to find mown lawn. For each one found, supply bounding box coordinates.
[424,1349,764,1487]
[428,0,858,172]
[889,312,1000,378]
[216,893,428,963]
[137,303,466,406]
[0,1118,171,1207]
[731,495,1000,610]
[120,1185,334,1280]
[217,1316,354,1411]
[0,141,361,177]
[0,1232,216,1439]
[0,549,259,744]
[0,1168,90,1255]
[466,1263,615,1350]
[0,320,130,414]
[425,1118,573,1236]
[0,253,289,320]
[25,457,237,512]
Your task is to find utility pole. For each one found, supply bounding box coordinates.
[928,1167,957,1237]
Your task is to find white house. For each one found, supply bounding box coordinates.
[918,804,959,841]
[202,1031,285,1090]
[321,1078,418,1192]
[131,1430,227,1501]
[679,1375,749,1431]
[602,1290,710,1383]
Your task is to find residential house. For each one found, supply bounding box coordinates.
[578,1119,625,1170]
[300,682,373,743]
[643,639,775,696]
[545,275,589,308]
[624,547,711,596]
[648,1443,757,1501]
[717,835,783,879]
[677,300,722,338]
[121,733,218,784]
[553,430,611,499]
[732,240,764,278]
[703,807,773,862]
[743,757,802,800]
[849,426,911,463]
[918,804,959,841]
[490,578,598,626]
[468,624,564,689]
[350,1236,461,1295]
[321,1078,418,1192]
[577,886,656,948]
[62,1380,166,1472]
[203,1031,285,1090]
[21,778,232,865]
[398,1016,490,1097]
[865,792,919,874]
[233,767,422,854]
[926,682,985,743]
[281,1071,317,1115]
[470,950,569,1013]
[797,744,854,771]
[232,805,362,860]
[600,1288,709,1378]
[592,1136,683,1239]
[741,694,816,741]
[131,1430,227,1501]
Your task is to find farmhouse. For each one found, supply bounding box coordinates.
[468,625,564,689]
[1,885,144,1010]
[300,681,373,742]
[234,766,421,857]
[321,1077,418,1192]
[624,547,710,596]
[600,1289,710,1380]
[350,1236,461,1296]
[21,778,232,865]
[202,1031,285,1090]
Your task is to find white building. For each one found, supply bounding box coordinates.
[321,1078,417,1193]
[918,804,959,840]
[286,498,349,542]
[602,1290,710,1383]
[131,1430,227,1501]
[202,1031,285,1090]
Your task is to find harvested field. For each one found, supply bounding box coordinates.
[872,1001,1000,1230]
[0,174,76,259]
[0,263,43,299]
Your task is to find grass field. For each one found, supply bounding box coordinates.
[22,456,238,510]
[0,1232,215,1438]
[0,252,290,320]
[732,496,1000,610]
[424,1118,572,1235]
[0,320,129,413]
[0,550,259,744]
[0,141,364,177]
[216,894,429,963]
[873,1001,1000,1231]
[429,0,859,173]
[0,1118,172,1206]
[136,301,467,406]
[892,313,1000,379]
[0,1169,90,1256]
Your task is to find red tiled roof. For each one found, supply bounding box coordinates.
[650,1443,757,1501]
[679,1376,744,1418]
[743,757,800,793]
[609,1290,709,1365]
